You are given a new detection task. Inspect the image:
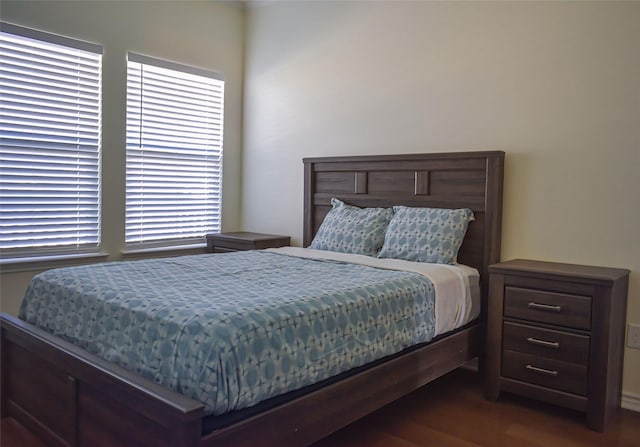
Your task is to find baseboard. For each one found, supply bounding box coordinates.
[622,392,640,412]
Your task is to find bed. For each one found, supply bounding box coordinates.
[0,151,504,447]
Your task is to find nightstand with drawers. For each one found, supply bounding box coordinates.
[206,231,290,253]
[485,259,629,432]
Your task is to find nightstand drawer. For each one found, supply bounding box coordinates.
[502,351,587,396]
[504,286,591,330]
[503,322,590,365]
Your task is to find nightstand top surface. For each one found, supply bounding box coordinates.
[490,259,629,282]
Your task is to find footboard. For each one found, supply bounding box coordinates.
[0,313,205,447]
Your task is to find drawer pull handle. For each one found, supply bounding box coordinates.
[527,302,562,312]
[525,364,558,377]
[526,337,560,349]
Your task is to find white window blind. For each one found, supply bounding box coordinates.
[0,23,102,258]
[126,53,224,248]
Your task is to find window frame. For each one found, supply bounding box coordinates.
[124,52,224,250]
[0,22,104,264]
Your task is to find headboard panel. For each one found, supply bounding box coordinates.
[303,151,504,302]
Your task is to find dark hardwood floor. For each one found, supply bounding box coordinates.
[2,368,639,446]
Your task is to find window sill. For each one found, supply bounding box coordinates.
[0,252,110,274]
[121,243,208,261]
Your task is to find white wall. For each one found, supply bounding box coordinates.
[0,0,245,315]
[242,2,640,397]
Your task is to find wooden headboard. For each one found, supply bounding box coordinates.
[303,151,504,302]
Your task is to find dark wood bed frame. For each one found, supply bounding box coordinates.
[1,151,504,447]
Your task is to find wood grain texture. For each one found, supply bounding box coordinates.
[206,232,290,253]
[313,369,640,447]
[486,259,630,432]
[6,369,638,447]
[303,151,505,304]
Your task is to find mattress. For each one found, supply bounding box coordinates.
[18,248,478,416]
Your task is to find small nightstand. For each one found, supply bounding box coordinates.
[206,231,290,253]
[485,259,629,432]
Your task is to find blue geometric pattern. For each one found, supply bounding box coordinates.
[19,251,435,415]
[378,207,474,264]
[309,198,393,256]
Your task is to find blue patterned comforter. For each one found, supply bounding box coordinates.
[19,250,436,415]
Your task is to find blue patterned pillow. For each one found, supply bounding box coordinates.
[377,206,475,264]
[309,198,393,256]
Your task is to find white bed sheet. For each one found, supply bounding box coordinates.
[267,246,480,336]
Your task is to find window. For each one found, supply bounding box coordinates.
[0,23,103,259]
[125,53,224,249]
